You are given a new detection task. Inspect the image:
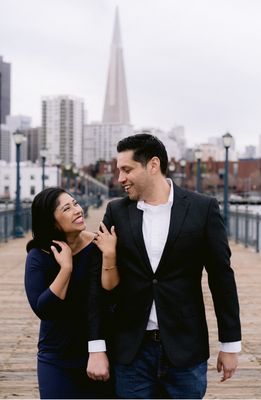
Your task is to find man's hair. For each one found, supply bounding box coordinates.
[117,132,168,175]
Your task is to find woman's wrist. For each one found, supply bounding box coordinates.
[102,265,117,270]
[60,263,73,273]
[103,253,116,263]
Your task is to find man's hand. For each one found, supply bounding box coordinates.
[87,352,110,381]
[217,351,238,382]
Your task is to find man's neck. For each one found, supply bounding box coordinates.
[143,178,171,206]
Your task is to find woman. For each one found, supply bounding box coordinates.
[24,187,116,399]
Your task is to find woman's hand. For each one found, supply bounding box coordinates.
[51,240,73,272]
[93,222,117,258]
[49,240,73,299]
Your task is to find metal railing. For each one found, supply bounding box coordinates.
[229,207,260,253]
[0,207,31,243]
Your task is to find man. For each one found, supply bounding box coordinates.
[102,133,241,399]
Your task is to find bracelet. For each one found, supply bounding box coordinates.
[102,265,117,270]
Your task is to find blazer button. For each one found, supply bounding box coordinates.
[152,279,158,284]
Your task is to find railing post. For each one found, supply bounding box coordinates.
[245,205,249,248]
[256,213,260,253]
[235,205,239,244]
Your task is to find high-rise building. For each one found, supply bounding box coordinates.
[42,96,84,167]
[5,115,31,162]
[102,7,130,124]
[84,8,133,165]
[25,127,41,163]
[0,56,11,124]
[0,126,11,162]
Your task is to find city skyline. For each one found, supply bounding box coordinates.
[1,0,261,151]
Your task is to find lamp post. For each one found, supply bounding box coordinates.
[84,174,89,196]
[168,162,175,181]
[56,156,62,186]
[13,130,25,238]
[180,158,186,187]
[40,148,48,190]
[72,167,79,195]
[195,148,203,193]
[222,132,233,231]
[65,164,71,191]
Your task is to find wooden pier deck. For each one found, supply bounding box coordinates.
[0,203,260,399]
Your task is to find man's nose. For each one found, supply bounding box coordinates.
[118,171,126,183]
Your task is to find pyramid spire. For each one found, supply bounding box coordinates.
[102,7,130,124]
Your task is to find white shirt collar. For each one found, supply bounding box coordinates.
[137,178,174,211]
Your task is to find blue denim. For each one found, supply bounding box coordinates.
[115,338,207,399]
[37,359,114,399]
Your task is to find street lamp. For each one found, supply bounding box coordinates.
[56,156,62,186]
[79,171,85,194]
[180,158,187,187]
[13,130,25,238]
[40,148,48,190]
[65,164,71,191]
[72,167,79,195]
[168,162,175,180]
[195,148,203,193]
[222,132,233,231]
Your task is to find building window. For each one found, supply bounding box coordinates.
[4,186,10,197]
[30,175,35,180]
[30,186,36,195]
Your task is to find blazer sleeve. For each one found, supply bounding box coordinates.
[86,246,105,341]
[204,198,241,343]
[102,201,114,230]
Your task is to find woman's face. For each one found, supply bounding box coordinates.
[53,193,86,234]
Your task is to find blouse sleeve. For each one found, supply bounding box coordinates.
[24,249,66,320]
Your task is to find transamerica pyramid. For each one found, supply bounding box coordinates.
[102,7,130,124]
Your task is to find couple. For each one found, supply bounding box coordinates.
[25,133,241,399]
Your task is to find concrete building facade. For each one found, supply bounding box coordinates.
[0,161,57,200]
[0,56,11,124]
[42,96,84,167]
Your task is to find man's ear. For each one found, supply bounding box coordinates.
[149,156,161,174]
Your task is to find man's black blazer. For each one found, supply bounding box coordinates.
[103,183,241,367]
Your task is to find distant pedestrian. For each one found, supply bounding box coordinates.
[24,187,116,399]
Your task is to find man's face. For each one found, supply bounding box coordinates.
[117,150,151,201]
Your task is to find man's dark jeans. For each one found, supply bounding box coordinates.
[115,334,207,399]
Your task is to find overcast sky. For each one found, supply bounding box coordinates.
[1,0,261,151]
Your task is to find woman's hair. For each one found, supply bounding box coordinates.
[26,187,69,253]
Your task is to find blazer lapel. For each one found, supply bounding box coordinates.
[168,184,190,244]
[128,201,153,273]
[157,184,190,269]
